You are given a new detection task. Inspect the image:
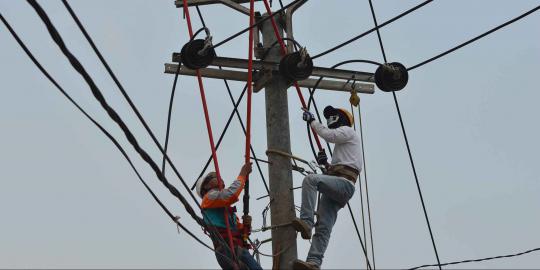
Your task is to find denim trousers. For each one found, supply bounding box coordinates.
[214,243,262,270]
[300,173,356,267]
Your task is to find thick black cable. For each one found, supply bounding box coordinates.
[30,0,206,228]
[0,12,226,256]
[408,247,540,270]
[60,0,238,255]
[220,71,270,194]
[60,0,202,208]
[162,64,181,174]
[193,8,270,194]
[366,0,442,268]
[408,5,540,71]
[311,0,433,59]
[211,0,304,49]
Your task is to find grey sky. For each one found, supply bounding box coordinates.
[1,0,540,269]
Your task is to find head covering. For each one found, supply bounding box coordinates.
[196,172,217,198]
[323,106,353,128]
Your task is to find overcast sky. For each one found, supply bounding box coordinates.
[1,0,540,269]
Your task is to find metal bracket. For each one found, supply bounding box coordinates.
[254,68,273,92]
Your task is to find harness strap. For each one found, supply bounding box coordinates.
[327,164,359,183]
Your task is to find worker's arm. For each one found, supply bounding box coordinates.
[201,163,252,208]
[311,121,354,144]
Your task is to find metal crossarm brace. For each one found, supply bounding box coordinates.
[165,55,375,93]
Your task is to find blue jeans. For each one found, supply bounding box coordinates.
[300,174,355,267]
[214,243,262,270]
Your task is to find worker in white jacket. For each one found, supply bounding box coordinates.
[292,106,363,270]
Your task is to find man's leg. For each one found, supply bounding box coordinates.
[305,194,340,267]
[303,175,355,267]
[238,248,262,270]
[299,174,321,229]
[300,174,355,227]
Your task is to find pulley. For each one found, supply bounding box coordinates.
[349,89,360,107]
[180,38,216,70]
[374,62,409,92]
[279,48,313,81]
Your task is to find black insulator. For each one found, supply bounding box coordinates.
[279,52,314,81]
[374,62,409,92]
[180,39,216,70]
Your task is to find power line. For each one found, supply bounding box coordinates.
[0,10,221,256]
[408,247,540,270]
[311,0,433,59]
[366,0,442,268]
[60,0,202,209]
[408,5,540,71]
[192,8,270,194]
[162,62,181,174]
[53,0,205,227]
[210,0,304,49]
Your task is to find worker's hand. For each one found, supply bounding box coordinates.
[316,150,328,166]
[242,215,252,227]
[239,162,253,177]
[302,109,315,124]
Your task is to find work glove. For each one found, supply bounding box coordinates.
[302,110,315,124]
[316,150,328,166]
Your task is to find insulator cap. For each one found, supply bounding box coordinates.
[374,62,408,92]
[180,39,216,70]
[279,52,313,81]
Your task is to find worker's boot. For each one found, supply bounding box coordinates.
[291,217,311,240]
[293,259,320,270]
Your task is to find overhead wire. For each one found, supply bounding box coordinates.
[180,0,237,261]
[407,4,540,71]
[38,1,237,257]
[311,0,433,60]
[0,10,233,259]
[161,54,181,174]
[210,0,304,50]
[63,0,241,259]
[260,0,325,152]
[408,247,540,270]
[192,6,270,195]
[29,0,206,228]
[60,0,202,209]
[366,0,442,268]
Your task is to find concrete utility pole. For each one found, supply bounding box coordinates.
[166,1,379,269]
[260,14,298,269]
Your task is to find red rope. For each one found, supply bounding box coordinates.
[261,0,324,152]
[242,0,256,241]
[181,0,236,262]
[245,1,254,167]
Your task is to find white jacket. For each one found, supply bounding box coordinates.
[311,121,363,173]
